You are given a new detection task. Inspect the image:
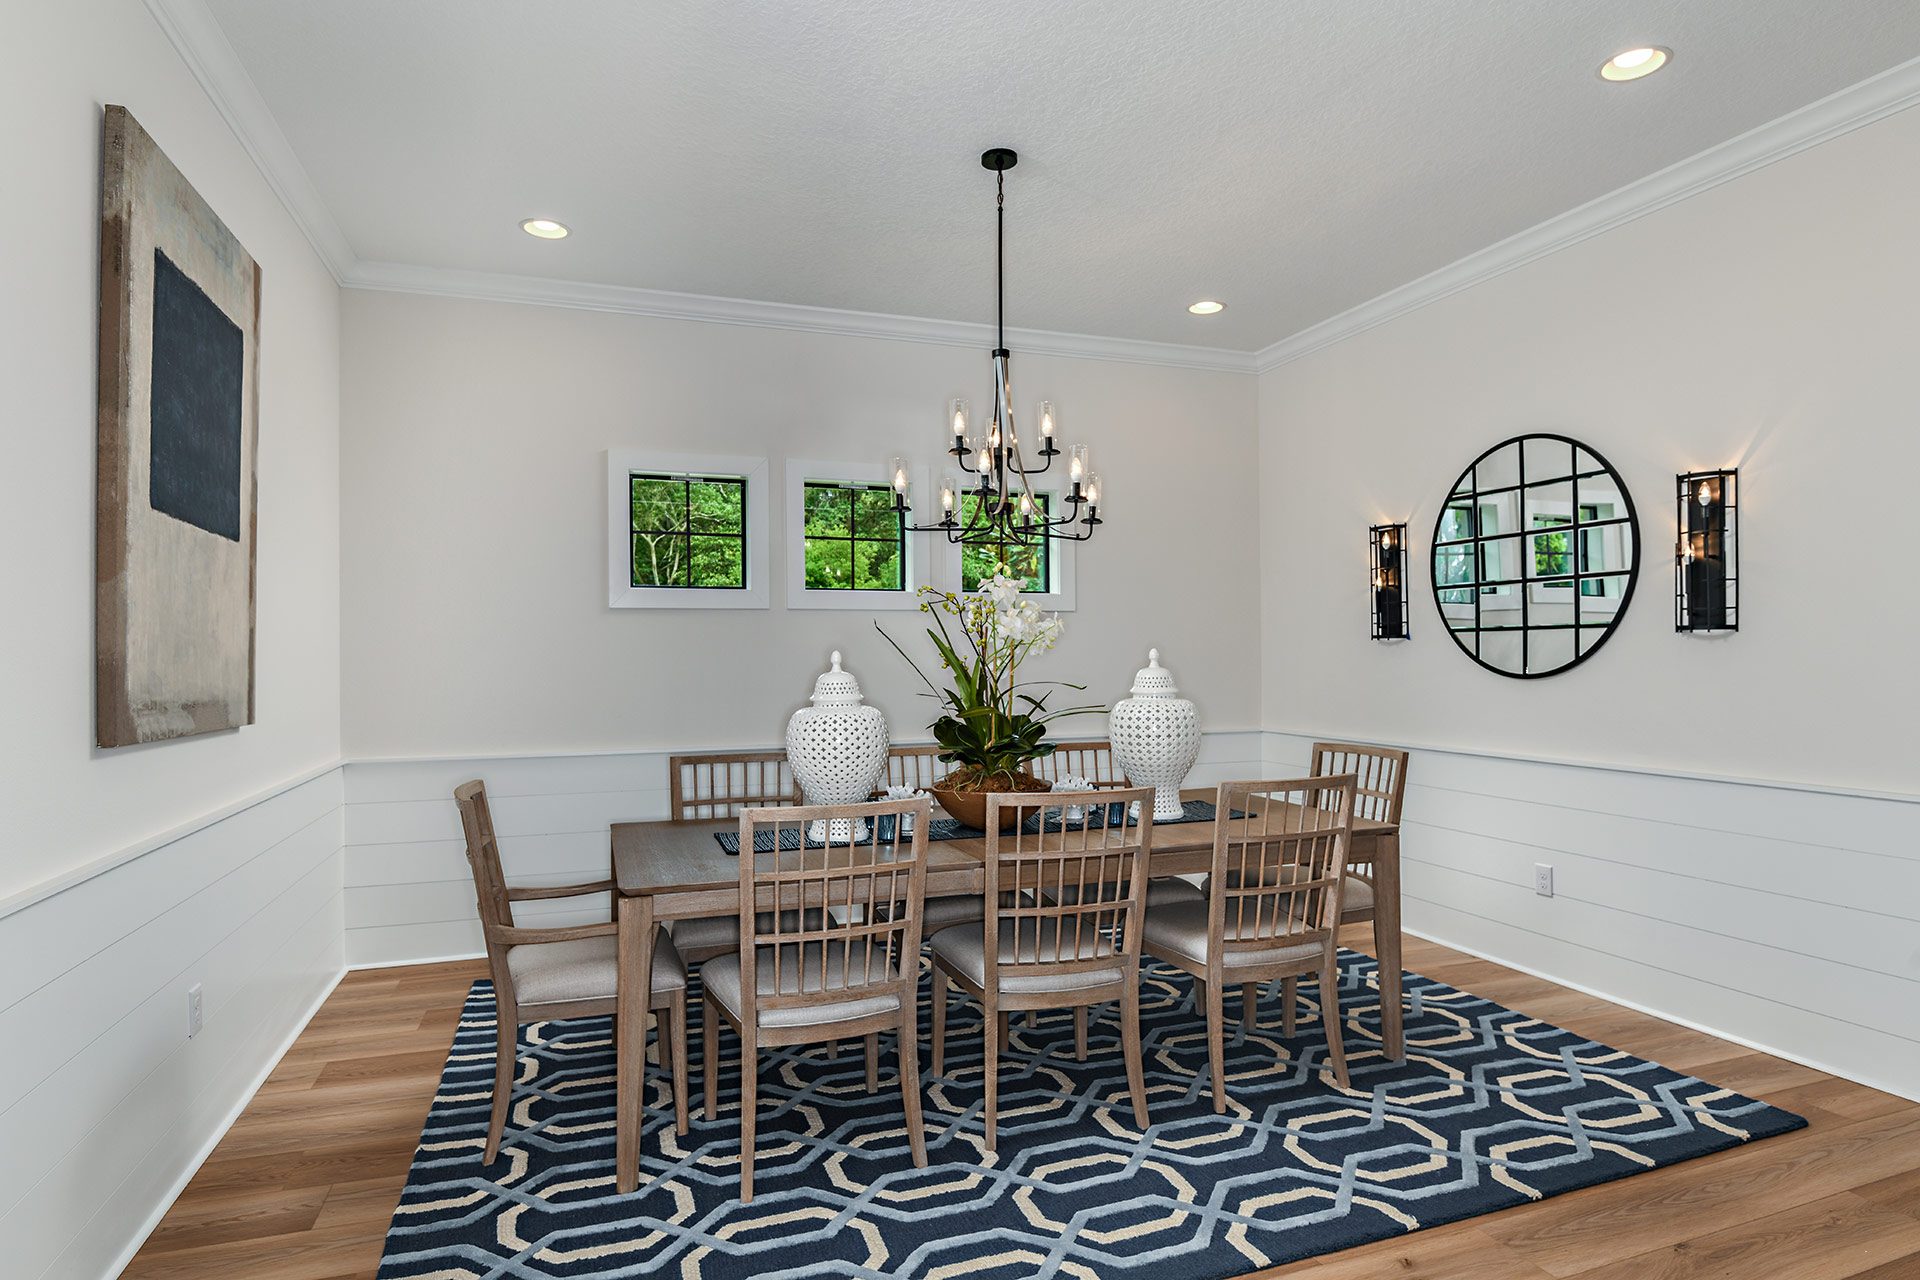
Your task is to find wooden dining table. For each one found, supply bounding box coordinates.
[606,788,1403,1192]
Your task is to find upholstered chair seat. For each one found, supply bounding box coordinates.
[669,908,825,960]
[506,931,685,1008]
[917,893,988,933]
[1202,871,1371,917]
[1044,877,1202,909]
[929,920,1125,994]
[1140,900,1322,971]
[701,943,903,1028]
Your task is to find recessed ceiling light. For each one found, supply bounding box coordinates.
[1188,299,1225,315]
[1599,46,1670,81]
[520,218,570,239]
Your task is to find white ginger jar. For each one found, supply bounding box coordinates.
[1108,648,1200,822]
[785,650,890,843]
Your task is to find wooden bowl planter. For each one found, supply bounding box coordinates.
[929,771,1050,831]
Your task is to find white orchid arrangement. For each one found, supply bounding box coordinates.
[877,573,1099,789]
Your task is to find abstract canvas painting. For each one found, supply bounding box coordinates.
[96,105,260,747]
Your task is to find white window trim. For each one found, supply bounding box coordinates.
[784,460,931,611]
[606,449,769,609]
[932,481,1078,611]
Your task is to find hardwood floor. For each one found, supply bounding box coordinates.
[122,929,1920,1279]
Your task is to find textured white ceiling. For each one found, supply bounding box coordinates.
[204,0,1920,351]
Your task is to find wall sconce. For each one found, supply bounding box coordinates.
[1676,469,1738,632]
[1371,522,1410,640]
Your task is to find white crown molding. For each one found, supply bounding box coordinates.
[342,260,1261,372]
[143,0,356,282]
[1252,54,1920,373]
[151,0,1920,376]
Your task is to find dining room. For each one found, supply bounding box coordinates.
[7,3,1920,1278]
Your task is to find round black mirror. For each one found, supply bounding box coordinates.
[1431,434,1640,678]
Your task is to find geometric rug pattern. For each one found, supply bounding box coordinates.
[377,951,1804,1279]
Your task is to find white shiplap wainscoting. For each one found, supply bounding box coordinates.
[1261,730,1920,1103]
[0,767,347,1280]
[342,731,1270,968]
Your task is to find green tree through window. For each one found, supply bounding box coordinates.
[802,482,904,590]
[959,493,1050,592]
[630,473,746,588]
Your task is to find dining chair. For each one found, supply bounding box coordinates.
[928,788,1154,1152]
[701,796,932,1202]
[1142,776,1357,1110]
[1025,740,1129,788]
[1034,742,1199,915]
[455,780,690,1163]
[874,744,988,937]
[1255,743,1409,1033]
[667,751,805,964]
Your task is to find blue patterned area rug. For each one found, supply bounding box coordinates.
[377,953,1803,1279]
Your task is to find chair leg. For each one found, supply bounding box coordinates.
[984,1000,1001,1153]
[740,1043,758,1203]
[669,995,689,1136]
[1240,983,1260,1026]
[998,1011,1011,1052]
[703,994,721,1121]
[826,1039,839,1060]
[1073,1005,1088,1062]
[1204,975,1227,1114]
[930,967,949,1077]
[486,1006,515,1164]
[1120,987,1149,1129]
[898,1009,927,1168]
[1321,952,1350,1089]
[865,1033,880,1093]
[1281,976,1298,1037]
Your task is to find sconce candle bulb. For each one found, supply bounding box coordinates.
[1676,468,1738,633]
[1371,522,1411,640]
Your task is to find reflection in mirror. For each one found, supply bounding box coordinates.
[1431,434,1639,678]
[1476,442,1521,491]
[1523,436,1577,484]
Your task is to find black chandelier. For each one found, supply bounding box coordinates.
[889,148,1103,546]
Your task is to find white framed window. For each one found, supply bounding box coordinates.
[933,483,1078,611]
[784,460,930,611]
[606,450,769,609]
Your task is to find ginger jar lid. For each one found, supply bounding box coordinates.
[1127,648,1181,698]
[808,651,866,708]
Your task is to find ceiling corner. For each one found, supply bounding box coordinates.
[143,0,359,283]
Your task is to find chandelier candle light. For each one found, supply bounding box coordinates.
[889,148,1104,550]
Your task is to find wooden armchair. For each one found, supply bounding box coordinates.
[454,780,689,1162]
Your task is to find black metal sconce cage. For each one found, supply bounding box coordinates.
[1676,469,1738,632]
[1371,522,1411,640]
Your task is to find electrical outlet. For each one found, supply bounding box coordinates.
[187,983,203,1037]
[1534,863,1555,897]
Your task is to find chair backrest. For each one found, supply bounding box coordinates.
[879,743,945,793]
[454,780,514,956]
[1027,740,1129,788]
[981,787,1154,989]
[1309,742,1407,825]
[736,797,931,1026]
[670,751,800,821]
[1210,776,1357,968]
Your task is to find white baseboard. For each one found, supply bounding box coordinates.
[1402,922,1918,1106]
[96,963,348,1280]
[348,950,484,972]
